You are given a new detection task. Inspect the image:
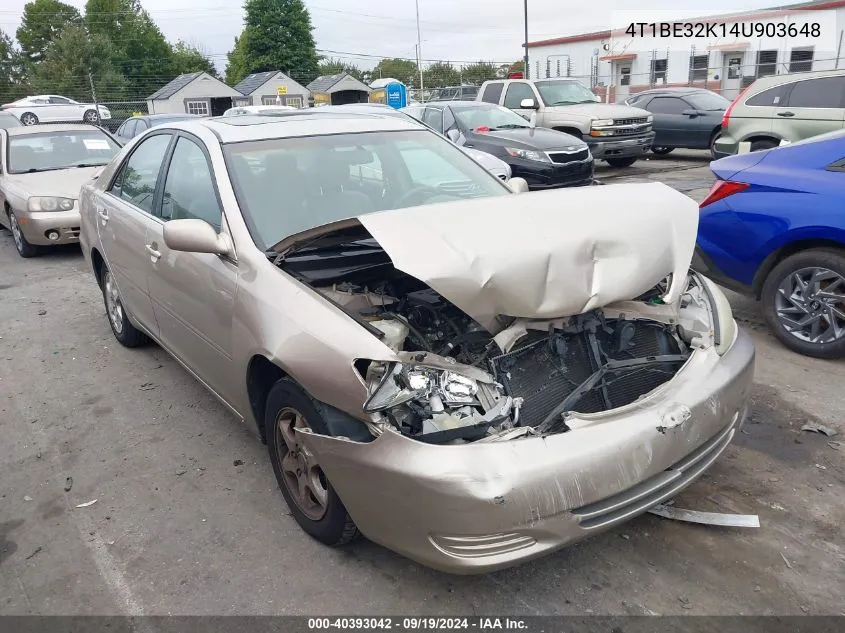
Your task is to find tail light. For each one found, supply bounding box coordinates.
[721,86,749,129]
[700,179,749,208]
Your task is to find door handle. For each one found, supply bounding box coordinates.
[145,244,161,261]
[776,111,795,117]
[97,208,108,223]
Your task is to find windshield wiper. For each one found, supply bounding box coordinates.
[74,163,108,168]
[496,124,529,129]
[550,100,579,105]
[15,167,64,174]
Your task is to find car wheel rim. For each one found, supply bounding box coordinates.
[103,272,125,335]
[85,111,97,122]
[9,214,24,252]
[775,266,845,344]
[275,407,328,521]
[22,114,35,125]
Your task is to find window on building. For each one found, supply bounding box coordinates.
[261,96,279,106]
[286,96,304,108]
[620,66,631,86]
[690,54,709,81]
[536,61,540,80]
[756,50,778,77]
[650,58,668,84]
[786,77,845,109]
[556,59,561,77]
[186,100,209,116]
[789,48,814,73]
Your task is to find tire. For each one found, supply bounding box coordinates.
[8,212,39,258]
[266,379,358,547]
[100,266,149,347]
[760,249,845,359]
[750,139,777,152]
[651,147,674,155]
[709,131,722,160]
[20,112,38,126]
[83,109,99,124]
[605,156,638,168]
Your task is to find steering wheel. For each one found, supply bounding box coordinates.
[394,185,442,209]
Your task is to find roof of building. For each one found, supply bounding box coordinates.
[526,0,845,48]
[306,73,370,93]
[147,72,203,100]
[233,71,280,96]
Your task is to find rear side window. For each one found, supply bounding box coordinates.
[111,133,172,214]
[786,77,845,109]
[120,119,137,138]
[746,85,789,107]
[480,82,504,104]
[422,107,444,133]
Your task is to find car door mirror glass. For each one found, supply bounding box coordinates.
[163,218,231,256]
[519,98,537,109]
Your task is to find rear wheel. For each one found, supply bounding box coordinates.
[761,249,845,358]
[101,267,149,347]
[83,109,99,124]
[8,212,38,258]
[20,112,38,126]
[750,139,777,152]
[605,156,637,168]
[651,147,674,155]
[266,379,358,546]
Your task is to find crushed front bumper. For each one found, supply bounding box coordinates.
[299,329,756,574]
[587,133,655,161]
[17,209,81,245]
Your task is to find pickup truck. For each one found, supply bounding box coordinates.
[477,78,655,167]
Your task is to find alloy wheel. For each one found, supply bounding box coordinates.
[84,110,99,123]
[775,267,845,344]
[103,271,125,335]
[21,113,37,126]
[9,213,24,253]
[274,407,328,521]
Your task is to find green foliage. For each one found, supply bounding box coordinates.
[171,41,218,78]
[225,35,249,85]
[1,30,30,100]
[423,62,460,88]
[460,61,500,85]
[372,58,419,87]
[16,0,81,66]
[233,0,319,83]
[317,58,363,81]
[30,23,128,100]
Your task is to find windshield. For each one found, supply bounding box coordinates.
[534,80,600,106]
[451,104,532,131]
[687,92,731,110]
[8,130,120,173]
[224,129,509,250]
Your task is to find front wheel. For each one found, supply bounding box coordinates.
[20,112,38,126]
[605,156,637,168]
[8,212,38,258]
[761,249,845,358]
[267,379,358,546]
[100,267,149,347]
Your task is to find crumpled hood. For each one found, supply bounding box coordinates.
[4,167,100,200]
[357,182,698,329]
[547,102,651,120]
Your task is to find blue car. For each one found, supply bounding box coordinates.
[694,130,845,358]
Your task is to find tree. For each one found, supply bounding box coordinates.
[225,35,249,85]
[233,0,319,83]
[30,23,127,101]
[317,58,362,81]
[1,30,29,100]
[371,58,418,87]
[460,61,500,85]
[16,0,81,66]
[170,41,217,78]
[423,62,459,88]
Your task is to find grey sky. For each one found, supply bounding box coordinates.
[1,0,779,71]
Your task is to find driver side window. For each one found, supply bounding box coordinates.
[503,83,536,108]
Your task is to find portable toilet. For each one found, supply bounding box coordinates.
[369,78,408,109]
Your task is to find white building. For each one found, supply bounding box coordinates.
[146,72,242,116]
[232,71,310,108]
[526,0,845,101]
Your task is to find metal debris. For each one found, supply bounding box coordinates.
[780,552,793,569]
[75,499,98,508]
[648,502,760,527]
[801,422,838,437]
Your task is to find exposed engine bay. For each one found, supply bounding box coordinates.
[277,225,722,445]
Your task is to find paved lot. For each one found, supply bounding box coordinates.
[1,153,843,616]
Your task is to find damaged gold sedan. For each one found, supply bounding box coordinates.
[79,111,755,574]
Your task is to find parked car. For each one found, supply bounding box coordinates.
[695,130,845,358]
[325,103,512,180]
[115,113,202,143]
[622,88,730,158]
[0,112,21,129]
[427,85,480,101]
[1,95,112,126]
[477,78,654,167]
[0,124,121,257]
[403,101,594,188]
[222,105,297,116]
[714,69,845,157]
[78,112,753,574]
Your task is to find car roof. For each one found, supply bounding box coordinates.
[142,113,200,120]
[419,100,492,109]
[749,67,845,89]
[632,87,712,96]
[6,123,104,136]
[160,111,423,143]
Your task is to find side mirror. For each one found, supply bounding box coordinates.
[163,218,232,256]
[506,177,530,194]
[519,98,537,109]
[446,128,462,143]
[682,109,700,117]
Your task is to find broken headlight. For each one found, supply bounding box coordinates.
[363,363,479,413]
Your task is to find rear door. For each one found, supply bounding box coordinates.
[144,133,238,404]
[96,132,174,335]
[775,76,845,142]
[734,83,791,139]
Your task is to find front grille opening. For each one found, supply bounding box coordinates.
[490,313,689,432]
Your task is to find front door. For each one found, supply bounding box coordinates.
[614,63,631,101]
[722,53,745,100]
[145,134,238,405]
[96,132,174,336]
[502,81,540,120]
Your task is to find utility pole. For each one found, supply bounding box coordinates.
[415,0,424,101]
[523,0,529,78]
[88,72,100,124]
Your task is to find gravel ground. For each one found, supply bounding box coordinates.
[1,153,843,616]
